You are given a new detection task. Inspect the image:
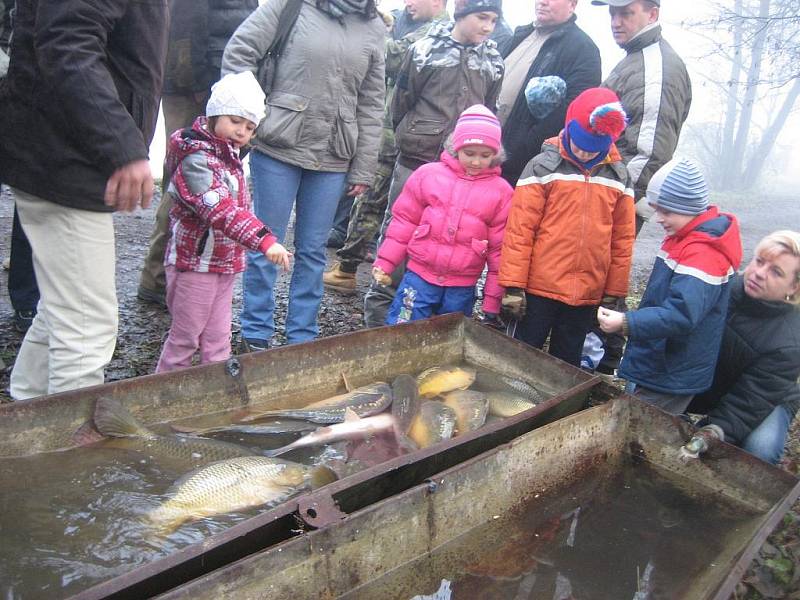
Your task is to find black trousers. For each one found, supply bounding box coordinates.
[515,294,596,367]
[8,205,40,312]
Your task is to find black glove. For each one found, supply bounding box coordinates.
[478,312,505,331]
[501,288,527,321]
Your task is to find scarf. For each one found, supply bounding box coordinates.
[316,0,370,19]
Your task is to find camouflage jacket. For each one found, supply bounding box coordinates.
[378,8,450,163]
[391,22,504,169]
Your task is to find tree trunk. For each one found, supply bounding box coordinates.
[718,0,744,188]
[740,77,800,188]
[725,0,770,190]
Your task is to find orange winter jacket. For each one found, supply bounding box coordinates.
[498,136,635,306]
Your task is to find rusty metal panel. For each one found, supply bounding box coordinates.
[0,314,599,599]
[157,396,800,600]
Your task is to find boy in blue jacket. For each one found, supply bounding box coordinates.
[597,158,742,414]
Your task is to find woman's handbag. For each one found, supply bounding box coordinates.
[256,0,303,96]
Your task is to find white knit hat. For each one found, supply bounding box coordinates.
[206,72,266,125]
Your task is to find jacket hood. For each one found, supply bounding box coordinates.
[440,150,502,179]
[165,116,241,180]
[622,23,662,54]
[541,135,623,171]
[675,206,743,272]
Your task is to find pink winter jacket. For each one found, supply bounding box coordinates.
[374,152,513,314]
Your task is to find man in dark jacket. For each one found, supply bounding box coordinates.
[0,0,168,399]
[497,0,601,186]
[137,0,258,306]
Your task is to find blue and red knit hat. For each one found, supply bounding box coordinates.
[564,87,627,153]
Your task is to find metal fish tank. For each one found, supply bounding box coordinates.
[158,395,800,600]
[0,315,596,599]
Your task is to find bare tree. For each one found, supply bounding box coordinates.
[692,0,800,190]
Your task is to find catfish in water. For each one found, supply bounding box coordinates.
[241,382,392,424]
[391,373,420,435]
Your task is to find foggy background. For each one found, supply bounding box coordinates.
[147,0,800,199]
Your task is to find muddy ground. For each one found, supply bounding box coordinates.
[0,185,797,597]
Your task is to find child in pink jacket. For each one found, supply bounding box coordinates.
[373,105,513,324]
[156,72,290,372]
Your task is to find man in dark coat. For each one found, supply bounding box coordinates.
[137,0,259,306]
[497,0,601,186]
[0,0,168,399]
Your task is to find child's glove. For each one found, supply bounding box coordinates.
[372,266,392,286]
[265,242,292,271]
[477,312,505,331]
[500,288,526,321]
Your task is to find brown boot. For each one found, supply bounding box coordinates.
[323,262,357,293]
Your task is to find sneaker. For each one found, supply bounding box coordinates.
[14,309,36,333]
[323,262,357,293]
[137,285,167,308]
[242,338,270,353]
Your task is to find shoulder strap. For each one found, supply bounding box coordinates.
[270,0,303,58]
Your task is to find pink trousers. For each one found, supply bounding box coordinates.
[156,266,236,373]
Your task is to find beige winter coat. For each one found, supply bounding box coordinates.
[222,0,385,185]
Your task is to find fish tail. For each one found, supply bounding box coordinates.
[310,465,339,489]
[93,397,152,438]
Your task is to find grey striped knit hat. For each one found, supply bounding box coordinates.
[646,157,709,215]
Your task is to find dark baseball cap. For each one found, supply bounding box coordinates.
[591,0,660,6]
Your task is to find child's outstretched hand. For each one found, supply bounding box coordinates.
[372,266,392,286]
[265,242,292,271]
[597,307,624,333]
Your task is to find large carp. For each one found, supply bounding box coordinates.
[407,401,457,449]
[93,398,255,467]
[416,366,476,398]
[242,382,393,424]
[442,390,489,435]
[148,457,337,533]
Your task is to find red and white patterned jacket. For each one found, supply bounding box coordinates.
[164,116,276,274]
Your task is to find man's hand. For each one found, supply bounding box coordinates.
[104,159,155,212]
[500,288,527,321]
[347,183,369,197]
[597,307,625,333]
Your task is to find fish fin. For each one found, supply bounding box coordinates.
[93,397,152,438]
[341,371,352,393]
[310,465,339,489]
[343,407,360,423]
[263,445,292,458]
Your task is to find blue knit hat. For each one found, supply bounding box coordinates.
[646,158,709,215]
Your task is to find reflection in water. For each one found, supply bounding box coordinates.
[343,462,760,600]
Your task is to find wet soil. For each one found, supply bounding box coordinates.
[0,185,797,597]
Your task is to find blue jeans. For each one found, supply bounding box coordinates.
[242,151,347,344]
[742,404,792,465]
[386,270,474,324]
